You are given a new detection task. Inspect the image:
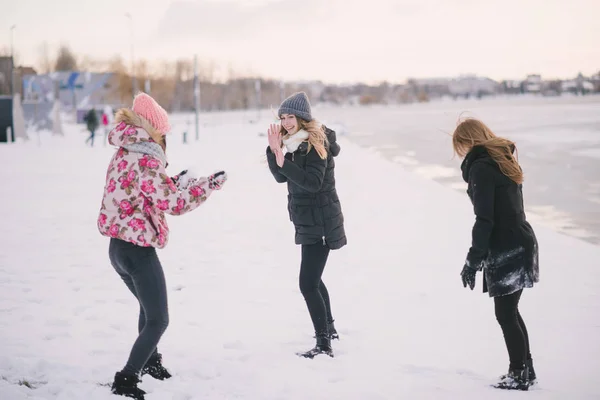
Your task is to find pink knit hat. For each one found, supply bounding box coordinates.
[132,93,171,135]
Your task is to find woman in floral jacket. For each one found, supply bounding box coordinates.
[97,93,227,400]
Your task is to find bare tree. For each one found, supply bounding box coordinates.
[108,56,126,72]
[146,60,177,110]
[79,55,104,72]
[175,59,193,82]
[5,45,463,110]
[105,55,133,104]
[0,46,21,65]
[136,60,149,81]
[199,60,217,83]
[55,45,78,71]
[37,42,53,74]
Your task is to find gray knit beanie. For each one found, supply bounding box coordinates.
[278,92,312,122]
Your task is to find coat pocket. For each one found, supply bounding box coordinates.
[291,205,315,226]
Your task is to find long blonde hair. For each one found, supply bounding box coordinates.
[281,118,328,159]
[452,118,523,184]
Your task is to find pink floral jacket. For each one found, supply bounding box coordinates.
[97,109,214,249]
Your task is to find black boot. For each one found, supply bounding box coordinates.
[313,320,339,340]
[297,333,334,359]
[493,365,530,391]
[111,371,146,400]
[141,353,172,380]
[526,358,536,383]
[499,359,536,384]
[328,320,339,340]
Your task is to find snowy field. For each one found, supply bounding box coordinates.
[0,109,599,399]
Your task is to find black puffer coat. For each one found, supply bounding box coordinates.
[266,126,347,250]
[461,145,539,297]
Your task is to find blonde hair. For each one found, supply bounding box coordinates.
[280,117,328,159]
[452,118,523,184]
[158,135,166,152]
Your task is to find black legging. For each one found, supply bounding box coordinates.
[109,238,169,375]
[299,242,333,335]
[494,289,532,370]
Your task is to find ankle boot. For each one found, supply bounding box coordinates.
[526,358,536,382]
[141,353,172,380]
[499,359,536,383]
[297,333,334,359]
[327,320,339,340]
[313,320,339,340]
[494,365,530,391]
[111,371,146,400]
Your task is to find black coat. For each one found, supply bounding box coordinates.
[84,109,99,132]
[461,145,539,297]
[266,126,347,250]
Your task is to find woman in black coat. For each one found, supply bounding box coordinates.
[266,92,347,359]
[453,118,540,391]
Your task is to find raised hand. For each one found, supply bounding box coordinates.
[268,123,282,152]
[275,149,285,167]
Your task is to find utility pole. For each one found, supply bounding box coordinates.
[10,25,16,96]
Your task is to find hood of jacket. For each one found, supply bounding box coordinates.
[108,108,165,148]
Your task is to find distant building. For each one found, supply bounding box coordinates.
[501,80,522,94]
[14,66,37,97]
[561,73,595,95]
[17,66,37,76]
[406,77,452,99]
[22,71,117,106]
[591,72,600,92]
[0,56,14,95]
[523,74,542,93]
[21,71,125,123]
[405,75,500,100]
[448,75,500,98]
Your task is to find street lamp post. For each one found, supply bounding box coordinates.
[124,13,136,98]
[10,25,16,96]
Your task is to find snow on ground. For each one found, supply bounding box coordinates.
[0,111,599,399]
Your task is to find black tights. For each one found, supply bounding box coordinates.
[299,242,333,335]
[494,289,532,369]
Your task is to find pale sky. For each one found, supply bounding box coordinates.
[2,0,599,84]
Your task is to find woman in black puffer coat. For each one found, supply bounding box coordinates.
[453,118,540,392]
[266,92,347,359]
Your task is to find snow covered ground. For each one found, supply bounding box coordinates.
[1,111,599,399]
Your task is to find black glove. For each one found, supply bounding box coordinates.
[460,264,477,290]
[208,171,227,190]
[323,125,337,143]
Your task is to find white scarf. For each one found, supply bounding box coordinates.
[282,130,309,153]
[123,141,168,166]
